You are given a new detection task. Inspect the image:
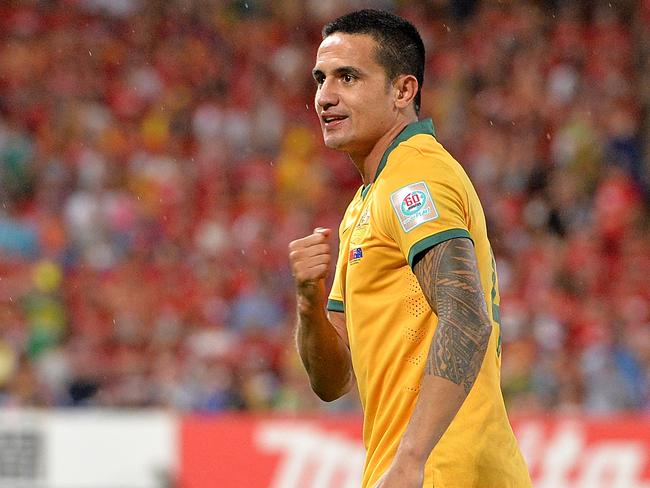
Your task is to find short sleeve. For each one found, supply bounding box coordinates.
[327,231,345,313]
[327,262,345,312]
[377,146,473,268]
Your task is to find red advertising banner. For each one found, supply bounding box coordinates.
[180,414,650,488]
[180,414,363,488]
[512,416,650,488]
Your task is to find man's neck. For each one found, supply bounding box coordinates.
[351,116,418,186]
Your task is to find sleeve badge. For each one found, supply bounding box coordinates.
[390,181,439,232]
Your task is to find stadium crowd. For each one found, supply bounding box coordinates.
[0,0,649,414]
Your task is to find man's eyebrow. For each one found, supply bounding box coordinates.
[311,66,363,79]
[334,66,362,77]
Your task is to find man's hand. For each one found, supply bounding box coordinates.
[289,227,351,401]
[372,458,425,488]
[288,227,332,305]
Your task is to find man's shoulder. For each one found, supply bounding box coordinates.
[381,135,466,187]
[393,133,456,166]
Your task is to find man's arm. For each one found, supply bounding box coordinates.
[289,228,353,402]
[375,237,492,487]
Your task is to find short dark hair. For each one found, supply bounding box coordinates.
[322,9,425,114]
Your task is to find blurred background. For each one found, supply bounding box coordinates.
[0,0,649,487]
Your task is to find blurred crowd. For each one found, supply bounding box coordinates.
[0,0,648,414]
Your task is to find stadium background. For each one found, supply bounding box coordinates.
[0,0,649,486]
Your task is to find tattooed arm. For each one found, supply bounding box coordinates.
[414,237,492,393]
[373,238,492,488]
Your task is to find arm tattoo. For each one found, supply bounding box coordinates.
[413,238,492,394]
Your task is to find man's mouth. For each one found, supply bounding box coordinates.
[322,115,348,127]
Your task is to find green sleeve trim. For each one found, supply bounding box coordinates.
[495,303,502,357]
[407,228,473,268]
[492,303,500,325]
[326,299,345,313]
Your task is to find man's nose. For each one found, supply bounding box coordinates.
[316,79,338,111]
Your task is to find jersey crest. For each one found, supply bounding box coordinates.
[351,207,371,244]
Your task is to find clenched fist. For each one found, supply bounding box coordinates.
[288,228,332,295]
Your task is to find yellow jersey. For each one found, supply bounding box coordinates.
[327,119,531,488]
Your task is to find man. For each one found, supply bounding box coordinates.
[288,9,531,488]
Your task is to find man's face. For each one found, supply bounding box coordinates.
[312,33,396,157]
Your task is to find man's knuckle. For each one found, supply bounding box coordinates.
[289,249,302,260]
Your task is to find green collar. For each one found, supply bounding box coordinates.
[361,118,436,199]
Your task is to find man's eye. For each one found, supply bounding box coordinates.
[343,74,354,83]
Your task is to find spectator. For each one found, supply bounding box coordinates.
[0,0,647,414]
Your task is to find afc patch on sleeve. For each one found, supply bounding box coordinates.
[390,181,439,232]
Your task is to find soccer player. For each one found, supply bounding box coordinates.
[288,9,531,488]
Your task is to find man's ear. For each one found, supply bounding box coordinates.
[393,75,419,110]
